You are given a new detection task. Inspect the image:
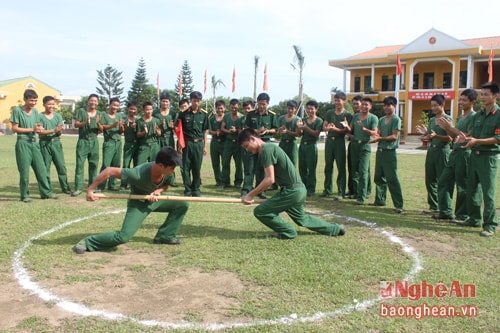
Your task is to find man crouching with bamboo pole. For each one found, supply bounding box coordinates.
[73,146,188,254]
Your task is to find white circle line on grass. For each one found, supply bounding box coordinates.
[12,209,423,331]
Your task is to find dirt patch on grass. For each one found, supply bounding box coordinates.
[0,246,252,330]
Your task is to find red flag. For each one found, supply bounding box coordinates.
[178,72,183,96]
[488,46,495,82]
[203,69,207,94]
[176,119,185,149]
[263,63,269,91]
[156,73,160,96]
[232,66,236,93]
[396,54,402,75]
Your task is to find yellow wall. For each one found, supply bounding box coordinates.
[0,77,60,127]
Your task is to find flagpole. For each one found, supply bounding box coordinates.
[395,53,404,143]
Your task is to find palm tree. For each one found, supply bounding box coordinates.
[211,75,225,111]
[291,45,305,117]
[253,55,260,100]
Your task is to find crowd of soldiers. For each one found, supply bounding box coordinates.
[10,82,500,238]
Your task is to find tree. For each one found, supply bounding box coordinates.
[175,60,194,100]
[291,45,305,117]
[127,57,150,110]
[210,75,225,111]
[253,55,260,100]
[96,64,124,103]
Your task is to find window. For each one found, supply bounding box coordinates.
[459,71,467,88]
[443,72,451,89]
[381,75,389,91]
[413,74,419,89]
[423,72,434,89]
[354,77,361,92]
[364,76,372,92]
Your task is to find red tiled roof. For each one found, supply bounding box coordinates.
[348,36,500,59]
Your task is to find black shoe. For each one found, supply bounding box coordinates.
[108,188,119,192]
[63,189,72,195]
[170,183,179,187]
[319,192,331,198]
[153,238,181,245]
[258,192,267,199]
[21,198,33,203]
[42,195,59,200]
[268,233,289,240]
[452,219,481,228]
[369,202,385,207]
[422,209,438,215]
[337,225,346,236]
[71,190,82,197]
[432,214,453,220]
[394,208,404,214]
[192,193,201,197]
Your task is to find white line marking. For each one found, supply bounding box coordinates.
[12,209,423,330]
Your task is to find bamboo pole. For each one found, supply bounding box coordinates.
[93,193,264,204]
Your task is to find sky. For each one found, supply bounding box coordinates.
[1,0,498,104]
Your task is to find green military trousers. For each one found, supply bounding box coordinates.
[85,199,189,251]
[40,138,71,193]
[373,148,403,209]
[253,184,343,239]
[15,138,53,200]
[74,138,99,192]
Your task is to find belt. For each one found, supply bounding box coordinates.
[105,138,121,142]
[280,183,304,190]
[216,138,225,142]
[40,137,60,142]
[228,139,237,143]
[186,138,202,143]
[17,136,36,142]
[377,147,395,152]
[81,137,97,141]
[301,141,316,145]
[142,141,157,146]
[473,150,498,156]
[282,139,295,143]
[125,139,137,143]
[356,140,369,144]
[430,144,449,149]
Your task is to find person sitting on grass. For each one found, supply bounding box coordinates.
[238,128,345,239]
[73,146,189,254]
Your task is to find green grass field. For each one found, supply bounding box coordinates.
[0,134,499,333]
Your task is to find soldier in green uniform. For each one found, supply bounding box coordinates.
[10,89,57,202]
[208,100,226,186]
[242,93,278,199]
[96,97,123,192]
[71,93,101,197]
[416,94,453,214]
[154,93,178,187]
[120,101,139,190]
[346,97,378,205]
[38,96,71,194]
[238,128,345,239]
[434,89,477,221]
[277,100,301,166]
[369,96,403,213]
[297,100,323,197]
[320,91,352,199]
[221,98,243,188]
[154,93,175,149]
[73,146,189,253]
[176,91,209,197]
[441,82,500,237]
[136,101,162,165]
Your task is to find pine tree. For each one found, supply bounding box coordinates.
[174,60,195,100]
[127,58,151,110]
[96,64,124,103]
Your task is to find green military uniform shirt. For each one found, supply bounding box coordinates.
[377,115,401,149]
[323,110,353,138]
[259,143,302,186]
[74,108,100,139]
[245,109,278,141]
[177,108,209,139]
[100,113,122,141]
